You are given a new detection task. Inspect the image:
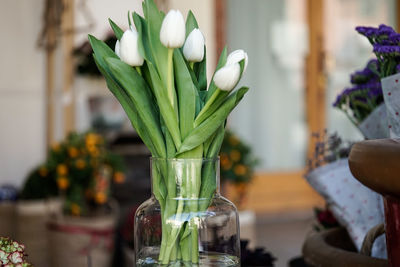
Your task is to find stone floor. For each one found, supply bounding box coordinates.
[255,211,314,267]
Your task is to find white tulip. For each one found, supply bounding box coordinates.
[183,29,205,62]
[226,49,248,73]
[115,40,121,58]
[120,29,144,66]
[160,10,186,48]
[213,63,241,91]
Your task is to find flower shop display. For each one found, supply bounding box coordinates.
[0,237,33,267]
[88,0,249,265]
[333,59,388,139]
[34,132,124,267]
[305,131,386,258]
[0,186,18,239]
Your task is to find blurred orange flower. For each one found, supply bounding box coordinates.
[230,150,241,162]
[70,203,81,216]
[75,159,86,169]
[113,172,125,184]
[39,166,48,177]
[94,192,107,204]
[68,147,79,158]
[234,164,247,176]
[57,164,68,176]
[57,177,69,190]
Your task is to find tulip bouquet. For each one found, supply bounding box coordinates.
[88,0,248,265]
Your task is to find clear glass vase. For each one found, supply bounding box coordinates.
[134,158,240,267]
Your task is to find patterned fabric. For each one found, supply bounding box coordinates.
[382,73,400,138]
[305,159,386,259]
[358,104,389,139]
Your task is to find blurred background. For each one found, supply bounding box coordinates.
[0,0,398,266]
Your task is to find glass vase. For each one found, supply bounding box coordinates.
[134,158,240,267]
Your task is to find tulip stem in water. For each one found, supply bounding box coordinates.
[167,48,175,107]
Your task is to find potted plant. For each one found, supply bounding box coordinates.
[17,157,62,267]
[41,132,125,267]
[0,237,33,266]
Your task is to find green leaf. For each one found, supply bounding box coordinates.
[108,19,124,40]
[133,12,155,64]
[104,57,167,158]
[142,0,169,86]
[147,61,182,149]
[206,46,228,99]
[173,49,197,139]
[92,52,164,158]
[185,10,199,37]
[177,87,249,155]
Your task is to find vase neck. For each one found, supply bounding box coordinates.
[150,158,220,199]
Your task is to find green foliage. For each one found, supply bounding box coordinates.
[21,132,125,216]
[0,237,33,266]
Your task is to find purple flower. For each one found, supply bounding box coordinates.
[378,24,396,37]
[355,26,378,38]
[373,44,400,55]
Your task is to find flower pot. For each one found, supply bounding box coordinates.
[0,202,16,238]
[47,205,117,267]
[15,198,62,267]
[302,227,387,267]
[134,158,240,267]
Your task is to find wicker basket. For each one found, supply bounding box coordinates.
[0,202,16,238]
[47,210,117,267]
[15,198,62,267]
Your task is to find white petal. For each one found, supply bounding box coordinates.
[115,40,121,58]
[227,49,248,73]
[160,10,186,48]
[120,29,144,66]
[213,63,241,91]
[183,29,205,62]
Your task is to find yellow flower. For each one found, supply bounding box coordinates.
[39,166,48,177]
[230,150,241,162]
[113,172,125,184]
[70,203,81,216]
[229,136,240,146]
[94,192,107,204]
[68,147,79,158]
[86,133,102,147]
[234,164,247,176]
[57,164,68,176]
[75,159,86,169]
[57,177,69,190]
[52,143,60,152]
[220,154,232,170]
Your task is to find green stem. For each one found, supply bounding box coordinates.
[167,48,175,107]
[135,66,142,75]
[194,90,220,127]
[189,62,195,70]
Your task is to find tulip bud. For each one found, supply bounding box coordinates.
[160,10,186,48]
[115,40,121,58]
[213,63,241,91]
[183,29,205,62]
[120,29,144,66]
[226,49,248,73]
